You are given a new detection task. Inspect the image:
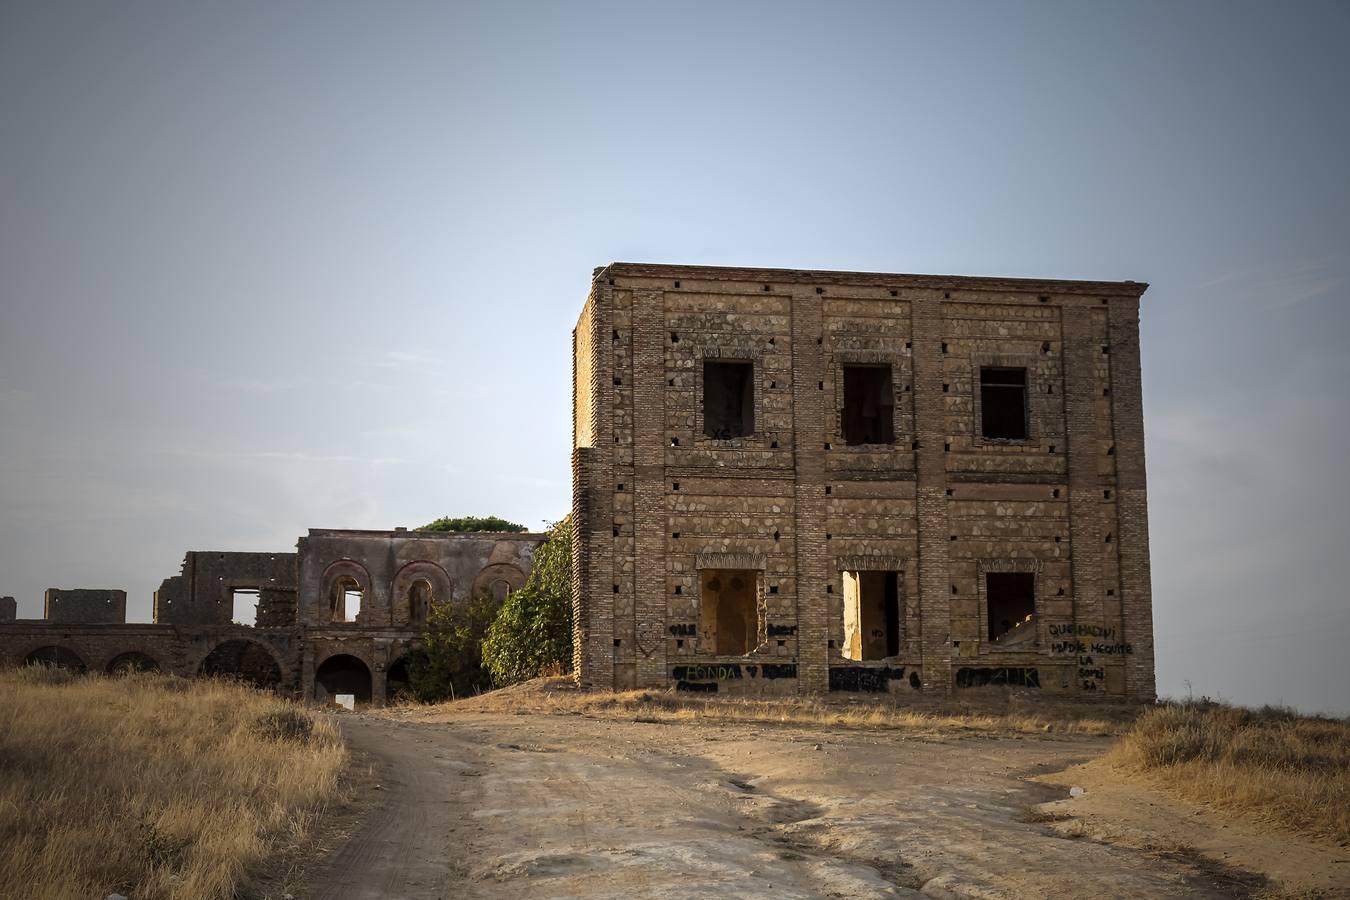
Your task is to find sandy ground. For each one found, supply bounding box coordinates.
[298,708,1349,899]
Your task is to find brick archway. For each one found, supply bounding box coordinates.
[390,561,453,627]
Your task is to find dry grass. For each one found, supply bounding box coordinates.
[394,675,1141,737]
[1111,701,1350,844]
[0,666,347,900]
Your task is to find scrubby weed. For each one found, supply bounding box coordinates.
[1111,700,1350,843]
[0,669,346,899]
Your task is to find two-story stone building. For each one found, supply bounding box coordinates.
[571,263,1154,699]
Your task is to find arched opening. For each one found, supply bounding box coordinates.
[490,578,513,603]
[107,651,160,675]
[315,654,372,706]
[24,646,87,672]
[386,656,412,703]
[198,640,283,690]
[407,578,433,625]
[329,576,363,623]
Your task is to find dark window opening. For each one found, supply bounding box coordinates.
[699,569,760,655]
[842,365,895,445]
[987,572,1036,646]
[980,367,1028,440]
[407,578,433,625]
[703,360,754,439]
[330,576,363,623]
[842,571,901,660]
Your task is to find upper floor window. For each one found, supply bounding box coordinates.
[980,367,1028,440]
[842,365,895,445]
[703,360,754,439]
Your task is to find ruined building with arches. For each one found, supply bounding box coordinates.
[0,528,544,706]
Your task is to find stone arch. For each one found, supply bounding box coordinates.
[314,653,372,705]
[197,639,284,690]
[23,645,87,672]
[472,563,526,603]
[107,651,161,675]
[390,561,453,627]
[320,559,372,624]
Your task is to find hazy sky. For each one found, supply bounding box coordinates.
[2,2,1346,713]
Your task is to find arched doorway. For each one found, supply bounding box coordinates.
[315,654,372,705]
[386,656,413,703]
[198,640,283,690]
[24,646,87,672]
[408,579,433,625]
[107,651,161,675]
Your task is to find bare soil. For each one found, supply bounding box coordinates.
[299,702,1349,899]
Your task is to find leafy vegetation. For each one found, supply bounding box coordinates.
[482,516,574,686]
[403,595,498,701]
[418,514,527,533]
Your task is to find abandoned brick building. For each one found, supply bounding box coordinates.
[572,263,1154,699]
[0,528,543,706]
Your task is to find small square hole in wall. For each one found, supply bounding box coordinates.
[1053,488,1061,498]
[613,585,619,593]
[826,585,833,593]
[828,640,836,649]
[671,437,679,446]
[1103,388,1111,396]
[769,585,778,594]
[890,289,898,297]
[824,442,831,450]
[771,440,779,448]
[671,332,679,343]
[669,378,675,387]
[773,530,780,541]
[1108,445,1116,455]
[1039,295,1049,303]
[674,585,682,595]
[1047,385,1054,394]
[777,639,786,646]
[1041,342,1051,354]
[944,442,951,452]
[951,584,958,594]
[911,440,919,450]
[1049,445,1056,453]
[613,329,620,340]
[905,341,912,350]
[826,533,832,540]
[1105,533,1113,543]
[950,535,957,541]
[763,284,771,291]
[674,280,681,288]
[941,342,948,353]
[672,482,680,490]
[815,286,824,294]
[943,383,949,392]
[946,488,954,496]
[614,377,622,385]
[1055,535,1062,543]
[825,485,832,494]
[676,639,684,648]
[818,381,824,390]
[768,337,775,345]
[1101,297,1108,305]
[1102,345,1110,354]
[1106,589,1116,596]
[617,483,624,491]
[1057,587,1065,596]
[613,527,620,537]
[613,639,621,647]
[1103,490,1112,500]
[672,532,680,539]
[770,381,776,389]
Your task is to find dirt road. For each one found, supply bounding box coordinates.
[301,711,1296,898]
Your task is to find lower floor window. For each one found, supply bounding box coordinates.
[842,570,901,660]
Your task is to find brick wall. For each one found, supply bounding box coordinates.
[573,263,1154,700]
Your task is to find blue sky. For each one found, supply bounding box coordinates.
[1,1,1346,712]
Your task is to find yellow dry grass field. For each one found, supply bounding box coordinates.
[0,667,346,900]
[1110,701,1350,844]
[395,675,1140,737]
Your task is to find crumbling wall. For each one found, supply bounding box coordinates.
[44,589,126,624]
[0,597,15,622]
[296,529,544,627]
[573,263,1155,699]
[154,552,297,626]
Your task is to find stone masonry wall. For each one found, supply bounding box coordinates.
[44,589,127,624]
[573,263,1155,699]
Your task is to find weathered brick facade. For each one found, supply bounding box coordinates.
[572,263,1155,699]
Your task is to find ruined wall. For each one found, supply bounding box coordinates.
[296,529,545,628]
[0,597,15,622]
[44,589,126,624]
[154,552,298,626]
[573,263,1154,699]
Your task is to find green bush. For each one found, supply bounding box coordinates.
[418,514,527,533]
[405,595,499,701]
[482,516,573,686]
